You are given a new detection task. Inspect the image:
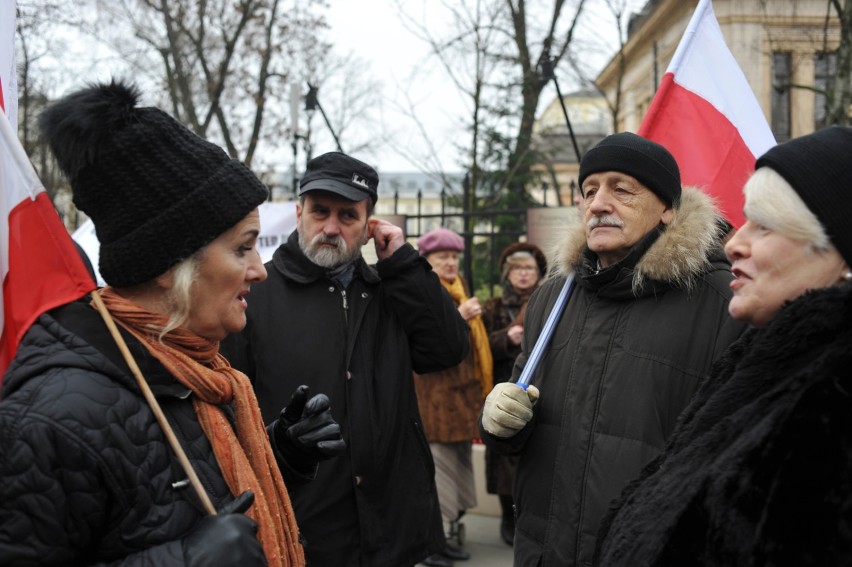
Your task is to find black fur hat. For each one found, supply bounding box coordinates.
[39,80,268,287]
[755,126,852,266]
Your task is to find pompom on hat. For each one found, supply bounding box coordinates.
[417,227,464,256]
[579,132,682,207]
[39,80,268,287]
[755,125,852,265]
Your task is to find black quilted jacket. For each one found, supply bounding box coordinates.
[0,300,236,565]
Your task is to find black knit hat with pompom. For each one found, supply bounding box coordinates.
[39,80,268,287]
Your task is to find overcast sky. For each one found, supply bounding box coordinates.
[19,1,645,175]
[321,0,645,173]
[323,1,463,172]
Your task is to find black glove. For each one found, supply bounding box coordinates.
[272,385,346,472]
[182,491,267,566]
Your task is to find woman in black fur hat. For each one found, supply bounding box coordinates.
[0,81,345,566]
[595,126,852,566]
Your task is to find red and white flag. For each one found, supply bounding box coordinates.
[0,3,95,381]
[638,0,776,227]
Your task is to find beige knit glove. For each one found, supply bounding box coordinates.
[481,382,540,438]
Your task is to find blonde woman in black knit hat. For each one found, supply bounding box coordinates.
[480,241,547,547]
[596,126,852,566]
[0,81,345,566]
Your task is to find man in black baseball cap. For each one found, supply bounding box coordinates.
[221,151,469,566]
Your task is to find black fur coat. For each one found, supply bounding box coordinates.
[596,282,852,566]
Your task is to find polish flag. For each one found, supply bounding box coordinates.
[638,0,776,227]
[0,4,95,381]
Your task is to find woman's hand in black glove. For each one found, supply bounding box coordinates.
[182,491,267,566]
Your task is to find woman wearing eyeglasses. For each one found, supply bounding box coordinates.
[481,242,548,547]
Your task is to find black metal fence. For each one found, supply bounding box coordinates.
[384,188,539,298]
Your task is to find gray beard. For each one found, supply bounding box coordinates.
[298,231,362,268]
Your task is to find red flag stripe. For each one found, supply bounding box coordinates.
[636,0,775,228]
[639,74,754,227]
[0,192,95,371]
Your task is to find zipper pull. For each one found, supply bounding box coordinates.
[341,289,348,311]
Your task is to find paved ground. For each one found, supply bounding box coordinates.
[416,512,514,567]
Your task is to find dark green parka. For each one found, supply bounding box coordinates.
[480,188,745,567]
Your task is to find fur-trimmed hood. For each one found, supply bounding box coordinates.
[548,187,724,290]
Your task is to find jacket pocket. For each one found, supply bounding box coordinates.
[411,417,436,478]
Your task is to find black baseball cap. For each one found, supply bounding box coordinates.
[299,151,379,205]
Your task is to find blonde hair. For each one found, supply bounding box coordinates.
[743,167,831,251]
[160,251,203,337]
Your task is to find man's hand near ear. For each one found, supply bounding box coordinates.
[368,218,405,260]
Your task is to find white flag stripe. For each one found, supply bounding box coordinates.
[666,0,775,157]
[0,0,19,349]
[0,0,16,127]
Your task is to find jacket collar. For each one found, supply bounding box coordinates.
[2,300,191,400]
[551,187,724,292]
[271,230,381,286]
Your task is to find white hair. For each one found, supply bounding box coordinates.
[743,167,831,251]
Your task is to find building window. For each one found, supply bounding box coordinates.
[771,51,791,142]
[814,51,837,129]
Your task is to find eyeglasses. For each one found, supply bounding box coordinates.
[510,265,537,273]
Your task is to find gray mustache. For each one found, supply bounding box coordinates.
[313,234,341,248]
[587,216,625,229]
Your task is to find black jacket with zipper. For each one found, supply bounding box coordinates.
[222,231,469,567]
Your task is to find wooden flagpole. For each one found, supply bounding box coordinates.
[90,289,217,516]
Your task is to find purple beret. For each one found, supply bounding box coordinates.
[417,227,464,256]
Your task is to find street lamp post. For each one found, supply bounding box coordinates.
[305,83,343,153]
[539,53,583,164]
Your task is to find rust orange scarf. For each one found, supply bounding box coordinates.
[441,276,493,397]
[96,288,304,567]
